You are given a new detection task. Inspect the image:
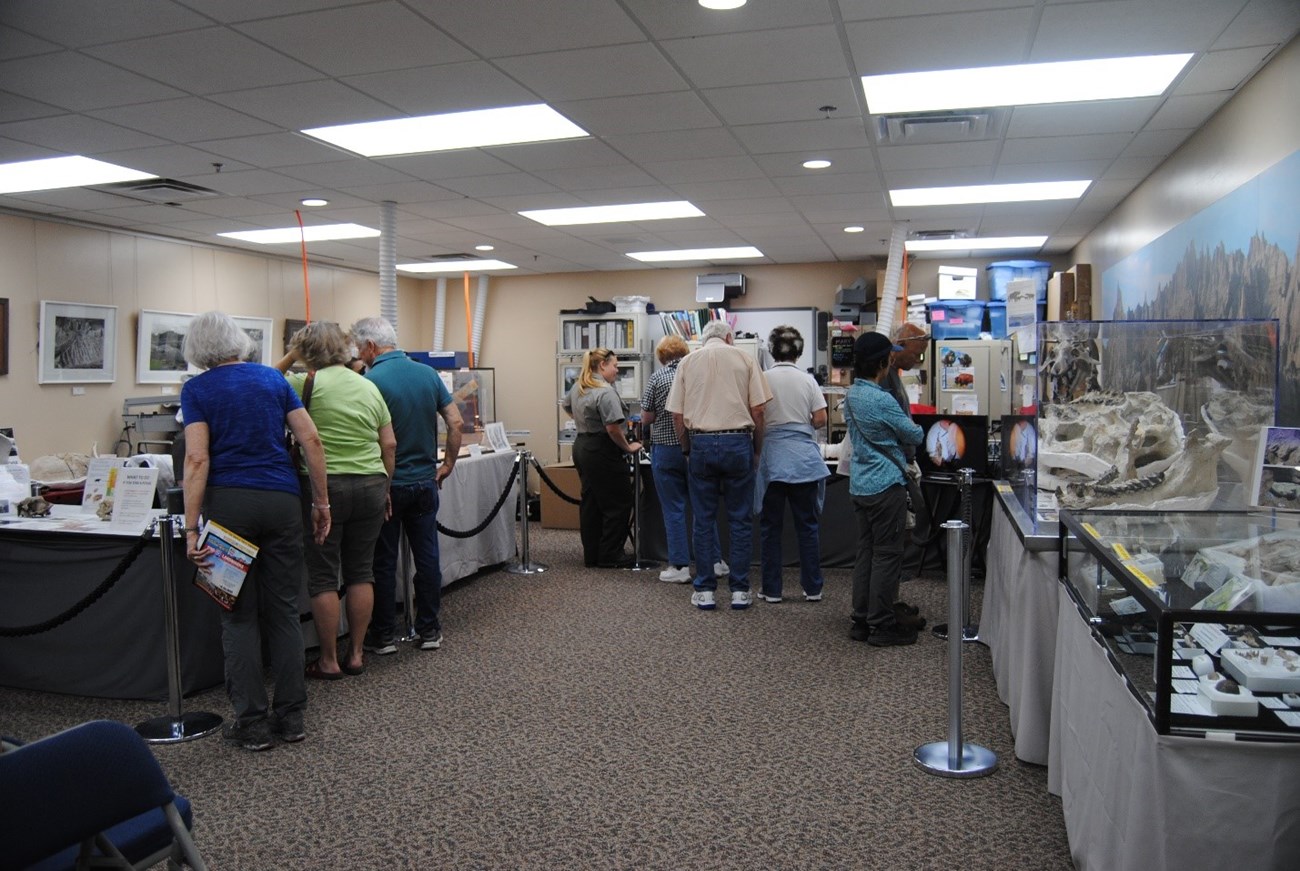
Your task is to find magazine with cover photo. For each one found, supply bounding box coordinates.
[192,519,258,610]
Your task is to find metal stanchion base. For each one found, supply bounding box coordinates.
[507,561,549,575]
[913,741,998,778]
[629,560,658,572]
[931,622,982,643]
[136,711,223,744]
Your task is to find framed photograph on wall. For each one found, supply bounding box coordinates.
[136,309,197,384]
[0,297,9,377]
[232,315,273,365]
[283,319,307,354]
[39,300,118,384]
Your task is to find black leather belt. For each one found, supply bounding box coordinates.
[689,428,751,435]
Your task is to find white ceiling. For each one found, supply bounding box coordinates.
[1,0,1296,274]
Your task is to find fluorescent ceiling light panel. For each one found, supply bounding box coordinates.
[891,180,1091,207]
[302,105,588,157]
[862,54,1192,114]
[904,236,1046,252]
[626,246,763,262]
[519,201,704,226]
[218,224,379,244]
[0,155,155,194]
[397,260,517,273]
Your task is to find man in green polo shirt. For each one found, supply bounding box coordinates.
[350,317,462,652]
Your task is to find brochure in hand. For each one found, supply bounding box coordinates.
[193,519,259,611]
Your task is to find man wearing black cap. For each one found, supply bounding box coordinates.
[842,331,925,646]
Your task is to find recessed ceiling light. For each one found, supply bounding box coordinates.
[843,226,865,233]
[862,54,1193,114]
[520,200,704,226]
[699,0,746,9]
[626,246,764,263]
[802,159,832,170]
[218,224,380,244]
[397,260,517,273]
[904,235,1047,252]
[474,244,495,252]
[301,104,588,158]
[0,155,156,194]
[299,197,328,207]
[891,181,1092,207]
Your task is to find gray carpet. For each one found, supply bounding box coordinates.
[1,524,1072,870]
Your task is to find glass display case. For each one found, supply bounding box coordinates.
[1018,319,1278,523]
[428,367,495,447]
[1059,507,1300,740]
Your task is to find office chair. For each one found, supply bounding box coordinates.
[0,720,207,871]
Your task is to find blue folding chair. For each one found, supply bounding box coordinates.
[0,720,207,870]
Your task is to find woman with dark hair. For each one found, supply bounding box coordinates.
[277,322,394,680]
[755,326,829,603]
[563,347,642,568]
[181,311,330,751]
[843,332,924,646]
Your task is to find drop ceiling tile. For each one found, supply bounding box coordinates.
[990,160,1113,183]
[622,0,834,40]
[281,160,414,188]
[752,148,878,178]
[1033,0,1244,59]
[84,27,322,94]
[693,197,799,218]
[0,52,184,111]
[192,133,352,168]
[1122,128,1195,158]
[701,79,863,126]
[96,144,253,177]
[1145,92,1231,130]
[531,165,663,192]
[999,133,1134,164]
[1006,99,1160,138]
[180,197,301,219]
[1213,0,1300,49]
[434,173,560,199]
[88,202,220,224]
[404,0,644,56]
[660,25,849,89]
[557,92,721,138]
[234,3,473,77]
[845,8,1036,77]
[1174,46,1276,94]
[1102,155,1164,179]
[884,167,995,188]
[839,0,1029,20]
[176,168,324,196]
[877,141,1000,172]
[333,181,462,205]
[167,0,362,23]
[497,44,688,102]
[0,0,209,45]
[774,172,881,197]
[670,178,784,201]
[380,151,522,181]
[0,113,167,153]
[642,156,765,186]
[607,128,746,164]
[342,62,537,117]
[0,25,58,60]
[0,91,63,124]
[209,80,399,130]
[399,199,507,220]
[4,187,148,211]
[731,118,871,155]
[90,98,279,142]
[484,139,629,173]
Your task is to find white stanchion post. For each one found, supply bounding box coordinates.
[931,468,982,643]
[136,493,223,743]
[508,450,547,575]
[398,525,417,643]
[913,520,997,778]
[630,448,657,572]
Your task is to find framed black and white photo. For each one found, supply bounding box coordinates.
[136,309,197,384]
[39,300,117,384]
[232,315,273,365]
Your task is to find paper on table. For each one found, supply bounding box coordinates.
[107,466,159,533]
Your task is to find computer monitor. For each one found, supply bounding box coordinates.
[913,413,990,478]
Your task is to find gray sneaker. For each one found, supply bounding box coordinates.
[731,590,752,610]
[223,720,274,752]
[269,714,305,744]
[418,633,443,651]
[363,634,397,656]
[691,590,716,610]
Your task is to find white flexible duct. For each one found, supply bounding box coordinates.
[378,201,397,328]
[433,277,447,350]
[471,274,489,362]
[875,223,907,338]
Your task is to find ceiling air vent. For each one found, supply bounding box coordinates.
[873,109,1005,145]
[97,178,221,205]
[426,252,478,260]
[910,229,972,241]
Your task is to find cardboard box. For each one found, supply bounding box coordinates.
[1068,263,1092,319]
[1046,271,1075,322]
[540,462,581,529]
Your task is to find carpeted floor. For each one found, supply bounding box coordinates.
[0,524,1072,870]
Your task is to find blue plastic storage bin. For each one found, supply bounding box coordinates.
[986,260,1051,302]
[927,300,986,340]
[987,301,1007,338]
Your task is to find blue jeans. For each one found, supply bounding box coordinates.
[371,479,442,639]
[651,443,690,567]
[688,433,754,593]
[760,480,824,599]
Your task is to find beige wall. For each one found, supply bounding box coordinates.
[1075,36,1300,294]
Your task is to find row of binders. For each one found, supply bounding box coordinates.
[562,319,637,350]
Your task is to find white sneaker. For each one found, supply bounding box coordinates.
[803,592,823,602]
[714,560,730,577]
[691,590,716,610]
[659,565,691,583]
[758,594,782,604]
[731,590,752,610]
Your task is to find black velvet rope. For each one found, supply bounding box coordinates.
[0,526,156,637]
[435,453,521,538]
[530,457,581,505]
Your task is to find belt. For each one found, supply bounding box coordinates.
[689,428,752,435]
